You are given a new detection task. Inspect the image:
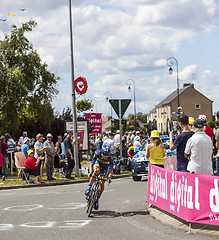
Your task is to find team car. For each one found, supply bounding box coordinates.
[131,135,176,181]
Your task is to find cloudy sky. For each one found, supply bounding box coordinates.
[1,0,219,118]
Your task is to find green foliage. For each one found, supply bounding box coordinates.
[208,121,215,130]
[75,99,93,113]
[128,112,147,123]
[0,20,59,137]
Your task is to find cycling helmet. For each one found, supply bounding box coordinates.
[198,115,207,122]
[101,145,111,155]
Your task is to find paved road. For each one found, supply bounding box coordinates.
[0,177,217,240]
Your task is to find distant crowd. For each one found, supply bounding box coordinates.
[0,111,218,183]
[0,131,75,182]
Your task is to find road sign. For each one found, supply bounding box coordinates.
[109,99,131,161]
[109,99,131,118]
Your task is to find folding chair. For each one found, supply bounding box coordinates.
[14,152,28,183]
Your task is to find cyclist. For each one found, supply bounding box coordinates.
[84,146,113,210]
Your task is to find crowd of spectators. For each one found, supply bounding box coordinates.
[0,111,218,183]
[0,131,76,183]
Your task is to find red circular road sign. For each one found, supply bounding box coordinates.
[74,76,88,94]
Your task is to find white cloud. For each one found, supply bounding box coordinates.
[0,0,219,116]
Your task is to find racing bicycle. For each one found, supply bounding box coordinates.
[86,175,106,217]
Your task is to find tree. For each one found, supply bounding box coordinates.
[0,20,59,137]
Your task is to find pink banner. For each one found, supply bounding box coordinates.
[164,156,177,171]
[85,113,102,134]
[147,163,219,225]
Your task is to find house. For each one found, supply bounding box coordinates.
[148,83,213,133]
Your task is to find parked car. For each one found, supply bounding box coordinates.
[131,135,176,181]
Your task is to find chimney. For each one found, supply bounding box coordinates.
[183,83,194,88]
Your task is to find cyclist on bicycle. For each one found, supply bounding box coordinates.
[84,146,113,210]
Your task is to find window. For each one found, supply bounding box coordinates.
[195,104,201,110]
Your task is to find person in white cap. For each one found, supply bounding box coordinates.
[133,136,142,151]
[114,130,120,160]
[44,133,55,180]
[185,119,213,175]
[134,131,140,142]
[17,131,28,151]
[198,115,214,140]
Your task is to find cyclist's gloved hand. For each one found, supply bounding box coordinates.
[107,178,112,184]
[89,172,93,177]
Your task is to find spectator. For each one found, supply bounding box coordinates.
[102,132,114,156]
[0,136,8,178]
[0,153,3,181]
[114,130,120,147]
[169,114,194,171]
[61,134,67,159]
[185,119,213,175]
[34,134,50,178]
[63,132,75,179]
[126,131,133,146]
[17,131,28,151]
[4,133,16,172]
[44,133,56,181]
[127,146,135,158]
[215,121,219,176]
[130,131,135,142]
[188,117,195,131]
[21,137,31,158]
[114,130,121,160]
[217,111,219,121]
[146,130,165,168]
[103,133,108,141]
[24,149,44,184]
[89,135,96,160]
[133,136,142,151]
[95,134,103,152]
[134,131,140,142]
[54,135,62,169]
[198,115,214,140]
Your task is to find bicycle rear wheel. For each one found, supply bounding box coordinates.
[87,180,99,217]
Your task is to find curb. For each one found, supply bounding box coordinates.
[0,174,132,191]
[148,206,219,238]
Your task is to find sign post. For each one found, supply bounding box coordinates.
[109,99,131,161]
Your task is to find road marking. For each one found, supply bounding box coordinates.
[58,220,92,228]
[20,221,56,228]
[4,204,43,212]
[0,224,14,231]
[49,202,87,210]
[104,189,115,193]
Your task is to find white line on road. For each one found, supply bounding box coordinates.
[4,204,44,212]
[49,202,87,210]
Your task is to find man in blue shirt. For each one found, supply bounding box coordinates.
[21,137,30,158]
[169,114,194,171]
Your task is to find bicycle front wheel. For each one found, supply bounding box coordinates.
[87,181,99,217]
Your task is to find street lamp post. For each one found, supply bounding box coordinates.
[166,57,180,122]
[92,99,97,113]
[104,91,112,116]
[126,79,136,129]
[69,0,79,176]
[104,91,113,131]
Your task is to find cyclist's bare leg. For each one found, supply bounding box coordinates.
[89,165,100,185]
[97,180,105,198]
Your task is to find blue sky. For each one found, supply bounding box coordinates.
[1,0,219,118]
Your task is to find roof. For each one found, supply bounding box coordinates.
[157,85,213,107]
